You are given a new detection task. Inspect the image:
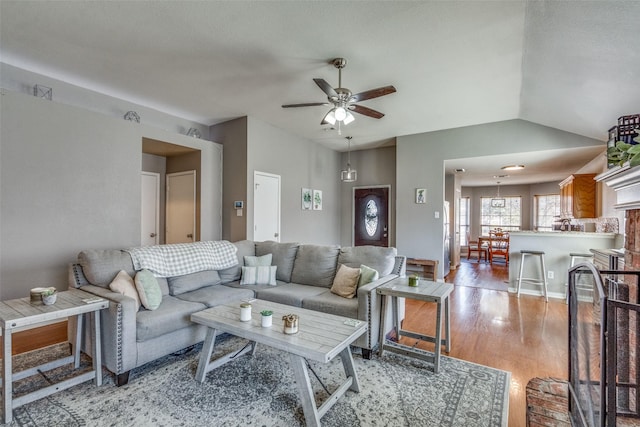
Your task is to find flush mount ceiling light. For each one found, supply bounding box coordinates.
[341,136,357,182]
[501,164,525,171]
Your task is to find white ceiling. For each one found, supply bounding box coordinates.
[1,1,639,185]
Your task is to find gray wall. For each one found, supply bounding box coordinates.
[339,146,396,247]
[210,117,248,242]
[396,119,605,279]
[246,117,341,245]
[0,90,222,300]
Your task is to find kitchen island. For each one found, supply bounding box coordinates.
[508,231,621,298]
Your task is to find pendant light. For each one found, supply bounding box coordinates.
[341,136,357,182]
[491,181,505,207]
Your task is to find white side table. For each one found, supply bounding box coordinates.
[377,277,453,373]
[0,288,108,424]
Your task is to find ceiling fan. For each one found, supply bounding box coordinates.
[282,58,396,127]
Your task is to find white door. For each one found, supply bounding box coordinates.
[141,172,160,246]
[166,170,196,244]
[253,171,280,242]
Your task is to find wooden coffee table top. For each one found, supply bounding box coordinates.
[191,300,367,363]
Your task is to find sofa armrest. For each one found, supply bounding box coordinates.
[355,274,399,350]
[391,256,406,277]
[76,284,139,375]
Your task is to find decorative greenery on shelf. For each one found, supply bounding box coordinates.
[260,310,273,316]
[607,133,640,167]
[41,287,57,296]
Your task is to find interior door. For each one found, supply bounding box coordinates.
[141,172,160,246]
[253,171,281,242]
[354,186,389,247]
[166,170,196,244]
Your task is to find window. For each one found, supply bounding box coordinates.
[534,194,560,231]
[480,196,521,235]
[459,197,470,246]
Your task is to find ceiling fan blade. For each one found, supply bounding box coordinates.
[313,78,338,98]
[350,85,397,103]
[282,102,329,108]
[350,104,385,119]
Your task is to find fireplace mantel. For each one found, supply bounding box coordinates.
[596,164,640,210]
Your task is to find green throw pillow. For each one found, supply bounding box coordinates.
[240,265,277,286]
[135,269,162,310]
[358,264,379,287]
[244,253,273,267]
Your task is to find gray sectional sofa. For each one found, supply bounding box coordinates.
[69,240,406,385]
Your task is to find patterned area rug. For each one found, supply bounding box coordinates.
[6,335,509,426]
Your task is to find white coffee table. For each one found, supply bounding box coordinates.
[191,300,367,427]
[0,288,108,424]
[377,277,453,373]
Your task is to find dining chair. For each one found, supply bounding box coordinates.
[489,229,510,264]
[467,232,489,262]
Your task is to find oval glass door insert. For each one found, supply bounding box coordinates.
[365,199,379,236]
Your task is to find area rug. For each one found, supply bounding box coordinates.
[6,335,510,426]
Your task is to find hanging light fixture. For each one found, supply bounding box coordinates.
[341,136,357,182]
[491,181,505,207]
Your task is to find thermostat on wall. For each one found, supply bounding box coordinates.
[234,201,243,209]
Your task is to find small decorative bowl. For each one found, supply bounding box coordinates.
[42,293,57,305]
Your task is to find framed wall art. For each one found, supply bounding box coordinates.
[302,188,312,210]
[313,190,323,210]
[416,188,426,204]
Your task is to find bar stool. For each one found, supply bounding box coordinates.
[516,250,548,302]
[564,252,594,303]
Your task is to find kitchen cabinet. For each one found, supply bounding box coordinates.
[559,174,597,218]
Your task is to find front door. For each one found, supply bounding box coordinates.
[354,186,389,247]
[166,170,196,244]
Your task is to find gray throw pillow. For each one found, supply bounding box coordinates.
[244,253,272,267]
[256,241,299,282]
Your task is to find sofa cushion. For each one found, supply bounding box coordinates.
[79,249,135,287]
[255,283,326,307]
[302,290,358,319]
[136,296,205,342]
[135,270,162,310]
[175,284,254,308]
[109,270,140,311]
[358,264,380,287]
[290,244,340,287]
[244,254,272,267]
[256,241,299,282]
[240,266,277,286]
[330,264,361,298]
[337,246,397,277]
[156,277,170,296]
[219,240,255,283]
[168,270,222,296]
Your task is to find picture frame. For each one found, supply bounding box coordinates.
[415,188,426,204]
[313,190,323,210]
[301,188,312,210]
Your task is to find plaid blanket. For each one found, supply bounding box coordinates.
[126,241,238,277]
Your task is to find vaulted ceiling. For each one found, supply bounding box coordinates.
[1,1,638,181]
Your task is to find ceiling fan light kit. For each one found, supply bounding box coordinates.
[282,57,396,132]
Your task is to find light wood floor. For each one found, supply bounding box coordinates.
[7,261,566,425]
[400,260,568,426]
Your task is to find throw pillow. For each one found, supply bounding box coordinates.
[358,264,380,287]
[330,264,361,299]
[109,270,140,311]
[135,269,162,310]
[244,253,273,267]
[240,265,277,286]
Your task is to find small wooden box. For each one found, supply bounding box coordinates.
[406,258,439,281]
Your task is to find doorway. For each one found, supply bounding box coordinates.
[166,170,196,244]
[253,171,281,242]
[141,172,160,246]
[353,186,390,247]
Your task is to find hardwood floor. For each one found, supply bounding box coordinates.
[400,260,568,426]
[7,261,565,425]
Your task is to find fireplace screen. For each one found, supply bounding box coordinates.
[568,263,640,426]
